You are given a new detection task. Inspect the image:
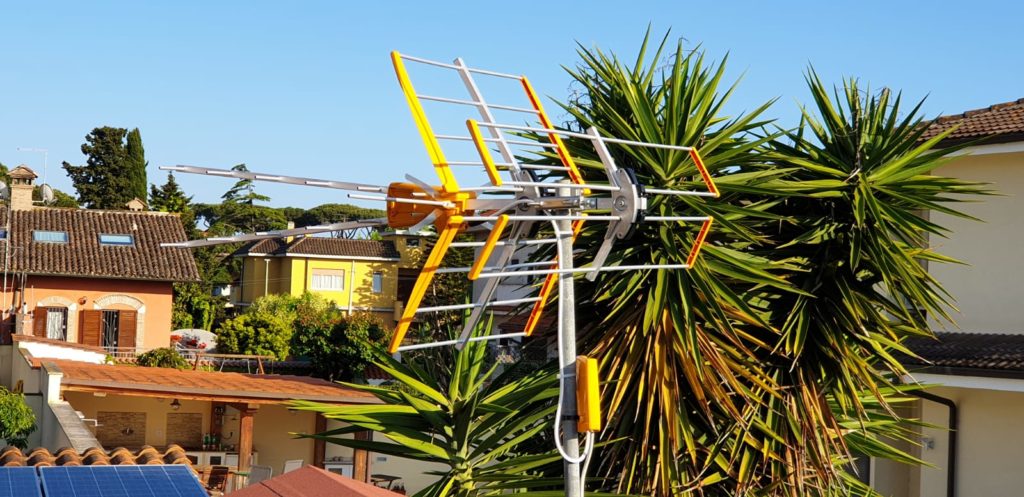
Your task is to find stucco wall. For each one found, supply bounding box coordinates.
[929,150,1024,333]
[22,275,174,350]
[247,404,318,476]
[911,386,1024,497]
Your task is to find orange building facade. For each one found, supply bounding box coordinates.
[1,165,198,352]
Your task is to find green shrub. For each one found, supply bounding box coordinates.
[136,347,190,369]
[0,387,36,449]
[291,293,389,381]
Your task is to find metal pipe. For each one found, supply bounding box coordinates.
[475,123,695,151]
[555,187,582,497]
[913,390,957,497]
[395,332,527,352]
[415,296,540,314]
[475,263,689,279]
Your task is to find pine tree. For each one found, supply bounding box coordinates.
[125,128,148,202]
[61,126,138,209]
[149,172,195,235]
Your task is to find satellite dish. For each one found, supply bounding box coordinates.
[40,184,54,205]
[0,182,8,201]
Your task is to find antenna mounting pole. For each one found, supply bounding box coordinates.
[556,183,582,497]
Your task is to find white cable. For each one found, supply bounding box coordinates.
[552,219,590,470]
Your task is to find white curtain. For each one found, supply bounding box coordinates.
[46,309,64,340]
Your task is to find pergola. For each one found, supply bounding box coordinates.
[45,360,378,476]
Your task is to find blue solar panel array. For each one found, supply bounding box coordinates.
[0,467,42,497]
[0,465,206,497]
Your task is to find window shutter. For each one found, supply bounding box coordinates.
[118,310,138,350]
[32,308,48,337]
[79,310,103,347]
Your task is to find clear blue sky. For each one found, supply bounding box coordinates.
[2,1,1021,209]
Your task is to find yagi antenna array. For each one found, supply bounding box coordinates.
[162,51,719,497]
[162,52,719,355]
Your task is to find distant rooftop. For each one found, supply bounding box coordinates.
[903,332,1024,378]
[0,445,191,467]
[236,237,400,260]
[922,98,1024,146]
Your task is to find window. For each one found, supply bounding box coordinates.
[45,307,68,341]
[406,238,420,247]
[311,269,345,291]
[99,233,134,246]
[372,272,383,293]
[0,229,7,239]
[33,230,68,243]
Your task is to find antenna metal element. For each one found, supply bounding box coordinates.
[163,52,720,497]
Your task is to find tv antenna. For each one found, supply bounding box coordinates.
[162,52,718,497]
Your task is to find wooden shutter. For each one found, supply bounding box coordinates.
[32,308,47,337]
[118,310,138,350]
[79,310,103,347]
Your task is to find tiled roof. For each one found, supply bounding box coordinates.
[47,359,378,404]
[902,332,1024,374]
[0,445,191,467]
[921,98,1024,146]
[230,465,400,497]
[237,237,399,260]
[1,208,199,281]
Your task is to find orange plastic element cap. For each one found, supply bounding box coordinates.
[467,119,502,187]
[685,217,714,268]
[524,219,585,336]
[520,77,589,194]
[391,51,459,193]
[469,214,509,281]
[689,148,719,198]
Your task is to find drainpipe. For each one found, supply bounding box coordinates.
[263,258,271,297]
[912,390,957,497]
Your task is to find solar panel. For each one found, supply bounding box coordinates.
[39,465,206,497]
[0,467,41,497]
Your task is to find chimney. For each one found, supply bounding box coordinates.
[8,165,37,211]
[285,221,296,243]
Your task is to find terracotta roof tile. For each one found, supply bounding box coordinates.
[0,445,191,467]
[231,465,400,497]
[49,359,378,404]
[1,208,199,281]
[903,332,1024,373]
[921,98,1024,146]
[238,237,399,260]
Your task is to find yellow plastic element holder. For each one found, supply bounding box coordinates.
[685,217,714,267]
[576,355,601,433]
[468,214,509,281]
[524,219,585,336]
[688,148,719,198]
[391,51,460,193]
[466,119,502,187]
[519,77,589,194]
[388,217,464,352]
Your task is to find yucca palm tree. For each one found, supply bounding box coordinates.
[291,335,564,497]
[550,32,989,496]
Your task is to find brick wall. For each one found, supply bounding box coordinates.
[166,413,203,449]
[96,412,147,447]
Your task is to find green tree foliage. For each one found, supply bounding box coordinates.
[290,293,389,381]
[125,128,148,202]
[62,126,148,209]
[150,171,195,233]
[547,32,988,496]
[0,387,37,449]
[136,347,190,369]
[194,164,287,235]
[215,294,298,360]
[294,203,386,238]
[291,333,563,497]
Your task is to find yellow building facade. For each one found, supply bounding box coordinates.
[233,236,420,326]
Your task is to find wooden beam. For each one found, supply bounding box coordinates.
[237,406,258,471]
[353,430,371,482]
[313,414,327,469]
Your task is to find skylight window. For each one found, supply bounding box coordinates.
[34,231,68,243]
[0,229,7,240]
[99,234,134,246]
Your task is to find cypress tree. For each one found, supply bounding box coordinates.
[125,128,148,202]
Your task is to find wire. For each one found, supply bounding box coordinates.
[550,218,595,497]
